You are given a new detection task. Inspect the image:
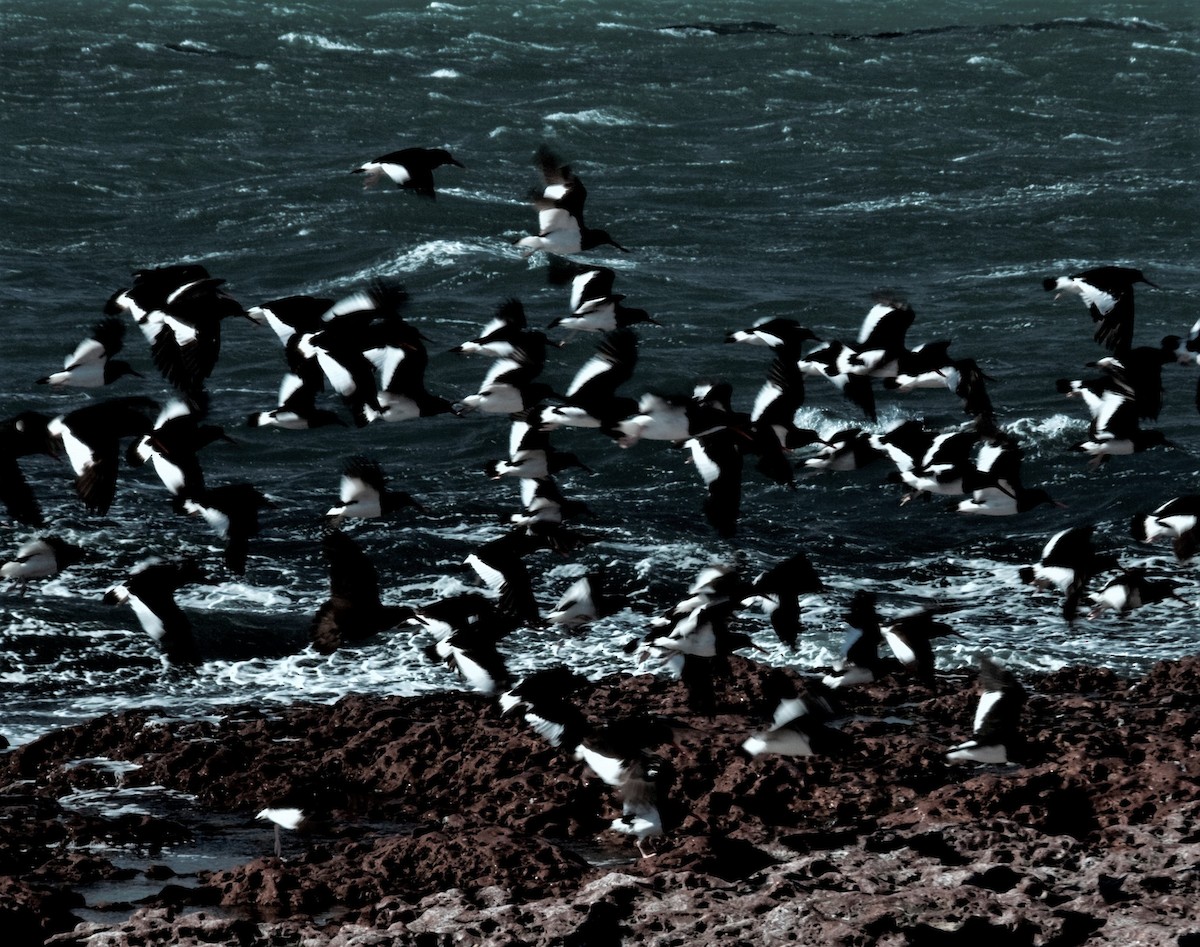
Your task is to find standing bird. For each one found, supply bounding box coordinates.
[352,146,465,199]
[1043,265,1157,356]
[946,655,1027,764]
[37,317,141,388]
[255,807,305,858]
[516,145,628,256]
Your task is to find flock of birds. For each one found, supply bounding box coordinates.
[2,143,1194,857]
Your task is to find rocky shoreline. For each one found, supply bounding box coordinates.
[2,656,1198,946]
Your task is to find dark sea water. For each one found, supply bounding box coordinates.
[2,0,1198,747]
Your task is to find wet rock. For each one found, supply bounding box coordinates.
[0,656,1197,944]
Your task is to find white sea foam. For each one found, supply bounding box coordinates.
[543,109,646,128]
[278,33,366,53]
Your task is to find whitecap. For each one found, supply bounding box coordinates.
[966,55,1023,76]
[427,68,460,78]
[543,108,641,127]
[278,32,366,53]
[1131,42,1198,57]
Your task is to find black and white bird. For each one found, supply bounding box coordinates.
[888,427,985,506]
[1,536,86,592]
[684,429,744,539]
[1019,525,1120,622]
[103,558,210,665]
[1043,265,1157,356]
[352,146,464,199]
[957,439,1060,516]
[1086,568,1183,619]
[128,400,231,497]
[882,351,996,422]
[613,382,732,447]
[0,411,57,526]
[547,569,629,630]
[548,294,656,334]
[138,276,248,414]
[47,397,159,515]
[105,264,214,328]
[541,329,640,430]
[739,552,825,649]
[946,655,1027,765]
[309,530,409,654]
[463,528,552,629]
[546,263,656,333]
[374,324,453,422]
[822,590,884,689]
[326,456,423,526]
[499,666,590,749]
[879,604,962,686]
[574,716,680,856]
[37,317,141,388]
[516,145,628,256]
[725,317,819,354]
[451,298,532,358]
[1131,495,1200,561]
[510,476,590,528]
[255,807,305,858]
[485,408,592,481]
[1063,374,1174,467]
[454,320,555,416]
[797,301,916,421]
[742,669,846,758]
[427,615,514,696]
[175,483,273,574]
[801,427,883,474]
[248,372,346,431]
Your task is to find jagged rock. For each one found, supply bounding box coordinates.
[1,658,1197,944]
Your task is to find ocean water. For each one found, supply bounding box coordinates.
[2,0,1198,748]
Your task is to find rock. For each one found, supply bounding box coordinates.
[0,657,1197,944]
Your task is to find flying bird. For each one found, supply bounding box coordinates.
[352,146,465,199]
[37,317,141,388]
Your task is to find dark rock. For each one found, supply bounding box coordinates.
[0,656,1196,944]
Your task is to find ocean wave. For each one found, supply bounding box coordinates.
[966,55,1023,76]
[278,32,367,53]
[1131,42,1199,57]
[542,108,647,128]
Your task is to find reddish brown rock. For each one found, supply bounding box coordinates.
[3,657,1198,945]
